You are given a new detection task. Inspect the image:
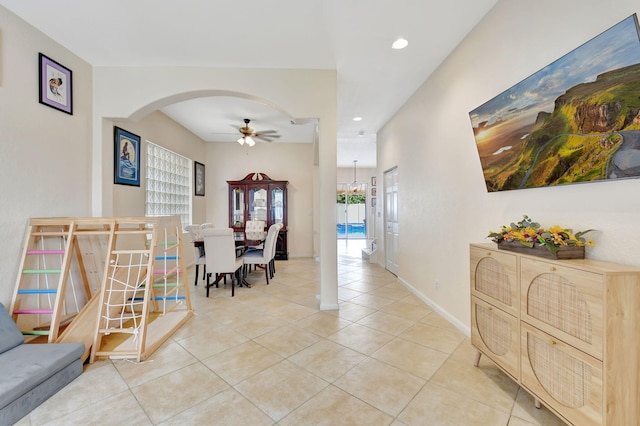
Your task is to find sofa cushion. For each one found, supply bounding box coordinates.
[0,358,83,425]
[0,303,24,353]
[0,342,85,410]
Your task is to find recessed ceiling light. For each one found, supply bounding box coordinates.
[352,116,363,121]
[392,38,408,50]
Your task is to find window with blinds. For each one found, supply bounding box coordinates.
[145,141,191,227]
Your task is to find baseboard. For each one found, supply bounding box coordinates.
[319,303,339,311]
[397,276,470,337]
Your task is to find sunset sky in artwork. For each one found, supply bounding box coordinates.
[470,15,640,145]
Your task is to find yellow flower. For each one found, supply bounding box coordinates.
[487,215,594,250]
[548,225,564,234]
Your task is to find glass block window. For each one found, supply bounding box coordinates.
[145,141,191,227]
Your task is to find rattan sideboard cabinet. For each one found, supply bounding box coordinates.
[470,243,640,426]
[470,245,520,380]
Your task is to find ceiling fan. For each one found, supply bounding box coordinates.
[237,118,280,147]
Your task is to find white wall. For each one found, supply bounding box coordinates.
[377,0,640,332]
[0,7,93,306]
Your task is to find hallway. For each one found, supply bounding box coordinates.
[16,250,563,425]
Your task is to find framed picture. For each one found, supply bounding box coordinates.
[469,14,640,192]
[114,127,141,186]
[371,187,377,197]
[371,197,376,208]
[194,161,205,196]
[38,53,72,115]
[371,176,377,186]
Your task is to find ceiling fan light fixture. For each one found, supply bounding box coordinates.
[237,137,245,145]
[245,136,256,147]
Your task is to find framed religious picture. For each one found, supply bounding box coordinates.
[114,127,141,186]
[371,176,377,186]
[371,187,377,197]
[38,53,73,115]
[194,161,205,196]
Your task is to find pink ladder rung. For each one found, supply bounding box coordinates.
[13,309,54,315]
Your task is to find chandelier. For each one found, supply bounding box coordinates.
[349,160,360,194]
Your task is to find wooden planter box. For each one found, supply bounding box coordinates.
[497,240,585,259]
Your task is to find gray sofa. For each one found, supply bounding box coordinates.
[0,303,84,425]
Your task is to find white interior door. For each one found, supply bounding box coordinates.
[384,167,399,275]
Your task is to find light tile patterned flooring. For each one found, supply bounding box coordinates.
[16,240,566,425]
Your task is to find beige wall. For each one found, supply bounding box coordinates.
[377,0,640,332]
[0,7,93,305]
[107,111,315,257]
[91,67,338,308]
[204,142,314,257]
[106,111,207,222]
[9,0,639,324]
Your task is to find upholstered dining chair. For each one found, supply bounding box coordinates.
[244,220,266,251]
[240,223,279,285]
[268,222,284,277]
[202,228,244,297]
[184,225,206,286]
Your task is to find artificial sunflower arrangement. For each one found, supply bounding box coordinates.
[487,215,595,255]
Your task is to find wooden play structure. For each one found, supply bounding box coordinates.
[9,216,193,362]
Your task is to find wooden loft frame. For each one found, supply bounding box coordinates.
[10,216,193,362]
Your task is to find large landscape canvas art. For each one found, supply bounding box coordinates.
[470,14,640,192]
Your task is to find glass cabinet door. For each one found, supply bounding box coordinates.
[271,187,284,224]
[231,186,245,227]
[248,187,268,222]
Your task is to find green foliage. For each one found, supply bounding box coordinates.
[336,193,366,204]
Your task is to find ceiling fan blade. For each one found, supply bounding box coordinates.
[255,133,280,138]
[254,135,277,142]
[255,129,278,134]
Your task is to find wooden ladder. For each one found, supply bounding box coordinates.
[10,219,84,342]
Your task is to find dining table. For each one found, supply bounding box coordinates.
[193,233,265,288]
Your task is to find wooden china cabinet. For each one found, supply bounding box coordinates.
[227,172,288,260]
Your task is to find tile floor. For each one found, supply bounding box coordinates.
[16,240,566,425]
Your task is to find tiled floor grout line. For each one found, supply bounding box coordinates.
[17,247,564,425]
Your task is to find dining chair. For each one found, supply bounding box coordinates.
[184,225,206,286]
[202,228,244,297]
[244,220,266,250]
[269,222,284,277]
[240,224,279,285]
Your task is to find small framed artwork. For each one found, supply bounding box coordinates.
[371,197,376,208]
[371,176,377,186]
[114,126,141,186]
[194,161,205,196]
[38,53,72,115]
[371,187,377,197]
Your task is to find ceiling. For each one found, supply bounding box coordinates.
[0,0,498,167]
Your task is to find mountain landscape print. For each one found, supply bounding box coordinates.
[469,14,640,192]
